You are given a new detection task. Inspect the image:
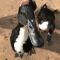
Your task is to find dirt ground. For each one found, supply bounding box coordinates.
[0,0,60,60]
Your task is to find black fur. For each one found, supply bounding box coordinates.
[29,0,37,11]
[23,37,35,54]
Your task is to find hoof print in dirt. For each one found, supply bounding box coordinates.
[28,48,36,55]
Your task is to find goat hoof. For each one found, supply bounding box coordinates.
[30,48,35,54]
[20,54,23,58]
[37,42,44,48]
[47,39,51,43]
[28,48,35,55]
[47,35,51,42]
[47,39,52,45]
[32,48,36,54]
[15,53,19,57]
[15,53,23,58]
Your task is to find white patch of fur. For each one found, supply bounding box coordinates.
[48,32,51,36]
[31,19,33,23]
[39,21,48,30]
[29,31,38,46]
[14,25,28,53]
[28,20,38,46]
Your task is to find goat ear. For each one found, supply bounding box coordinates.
[43,4,47,8]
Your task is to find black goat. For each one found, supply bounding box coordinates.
[37,4,55,42]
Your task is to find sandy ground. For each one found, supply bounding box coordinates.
[0,0,60,60]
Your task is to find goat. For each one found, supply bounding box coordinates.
[37,4,55,42]
[10,23,35,57]
[27,3,44,47]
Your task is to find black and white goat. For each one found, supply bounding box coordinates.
[27,3,44,47]
[37,4,55,42]
[10,23,34,57]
